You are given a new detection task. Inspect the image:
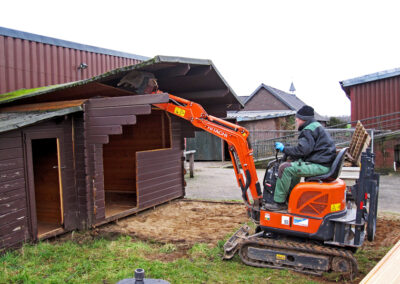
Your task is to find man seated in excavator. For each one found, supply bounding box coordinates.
[266,105,337,211]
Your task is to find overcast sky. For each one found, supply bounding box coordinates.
[2,0,400,116]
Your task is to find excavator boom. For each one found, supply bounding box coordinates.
[153,94,262,207]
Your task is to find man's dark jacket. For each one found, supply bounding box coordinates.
[283,119,336,167]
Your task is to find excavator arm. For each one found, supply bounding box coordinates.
[153,94,262,207]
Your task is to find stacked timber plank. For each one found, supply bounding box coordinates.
[360,240,400,284]
[345,121,371,167]
[340,121,370,184]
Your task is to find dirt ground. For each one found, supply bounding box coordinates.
[66,199,400,251]
[97,200,248,246]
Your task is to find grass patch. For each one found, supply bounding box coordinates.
[0,235,321,284]
[0,222,394,284]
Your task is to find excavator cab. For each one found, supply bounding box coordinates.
[260,148,348,238]
[287,148,348,218]
[263,148,347,212]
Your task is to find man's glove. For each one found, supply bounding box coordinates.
[275,142,284,152]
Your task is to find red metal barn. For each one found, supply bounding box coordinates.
[0,26,147,94]
[340,68,400,171]
[0,56,242,251]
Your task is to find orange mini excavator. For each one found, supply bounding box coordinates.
[152,93,379,279]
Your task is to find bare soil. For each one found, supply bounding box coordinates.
[363,216,400,248]
[59,199,399,250]
[97,199,248,246]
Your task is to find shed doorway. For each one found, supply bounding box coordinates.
[103,111,171,217]
[31,138,64,237]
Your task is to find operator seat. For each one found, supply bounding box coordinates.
[305,147,348,183]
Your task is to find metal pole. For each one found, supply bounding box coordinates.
[371,130,374,153]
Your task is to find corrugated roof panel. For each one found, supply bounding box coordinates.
[341,67,400,88]
[227,110,295,121]
[0,106,83,133]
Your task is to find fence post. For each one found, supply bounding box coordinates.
[371,129,374,154]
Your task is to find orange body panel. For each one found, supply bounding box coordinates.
[289,179,346,218]
[260,179,346,234]
[260,210,324,234]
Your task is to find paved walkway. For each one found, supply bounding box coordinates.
[185,162,400,214]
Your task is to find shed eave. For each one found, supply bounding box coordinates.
[0,106,83,133]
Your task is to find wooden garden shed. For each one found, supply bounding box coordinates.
[0,55,242,251]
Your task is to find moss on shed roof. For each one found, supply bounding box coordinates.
[0,85,67,104]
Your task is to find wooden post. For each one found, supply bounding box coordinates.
[184,150,196,178]
[189,152,194,178]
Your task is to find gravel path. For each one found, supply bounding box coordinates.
[185,161,400,214]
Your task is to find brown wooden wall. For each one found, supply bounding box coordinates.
[243,88,288,111]
[0,117,80,252]
[0,130,28,252]
[0,93,196,250]
[82,93,186,225]
[23,119,79,234]
[137,149,183,209]
[72,113,88,229]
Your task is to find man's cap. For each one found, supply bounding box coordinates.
[296,105,314,120]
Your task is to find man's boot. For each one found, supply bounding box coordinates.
[265,201,287,211]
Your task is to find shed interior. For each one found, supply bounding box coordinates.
[103,110,171,217]
[32,138,63,237]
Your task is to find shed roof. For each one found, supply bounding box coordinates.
[227,110,295,122]
[0,100,85,133]
[245,84,328,121]
[0,26,149,61]
[0,55,243,113]
[340,67,400,97]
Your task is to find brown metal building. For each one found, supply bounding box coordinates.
[0,26,147,94]
[0,56,242,251]
[340,68,400,170]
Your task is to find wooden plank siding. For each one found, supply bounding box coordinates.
[71,113,88,229]
[22,119,79,237]
[83,94,174,225]
[0,131,28,252]
[0,93,194,250]
[136,149,184,209]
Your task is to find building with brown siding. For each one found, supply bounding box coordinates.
[0,55,242,251]
[340,68,400,171]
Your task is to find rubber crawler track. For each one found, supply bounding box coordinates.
[239,236,358,280]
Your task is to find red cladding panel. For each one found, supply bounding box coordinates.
[0,35,142,94]
[350,76,400,130]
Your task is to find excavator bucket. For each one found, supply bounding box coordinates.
[223,224,251,260]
